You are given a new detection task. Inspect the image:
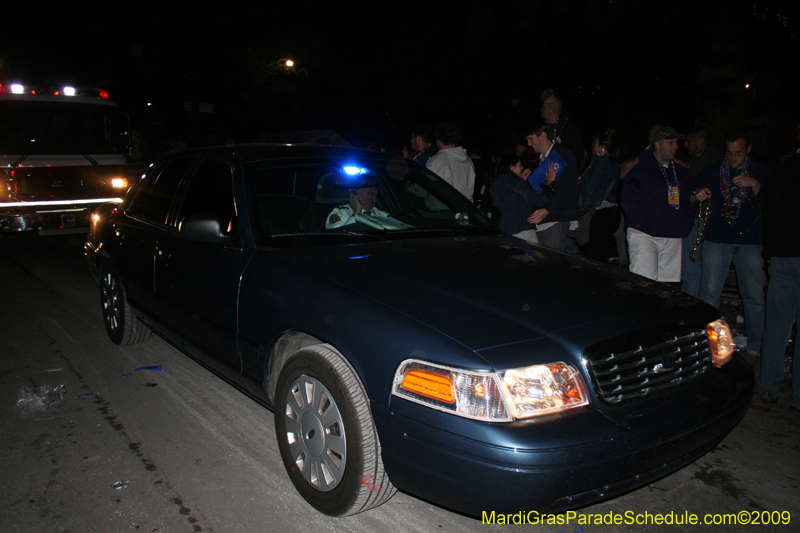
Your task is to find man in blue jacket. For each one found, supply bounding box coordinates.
[621,127,709,282]
[757,136,800,408]
[694,128,770,354]
[524,123,580,250]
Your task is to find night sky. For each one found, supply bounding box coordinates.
[3,0,799,162]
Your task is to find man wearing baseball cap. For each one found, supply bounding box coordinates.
[621,127,711,282]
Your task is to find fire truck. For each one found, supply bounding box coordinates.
[0,83,131,234]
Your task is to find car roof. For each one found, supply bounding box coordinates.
[172,143,398,165]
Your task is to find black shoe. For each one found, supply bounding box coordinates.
[759,391,779,404]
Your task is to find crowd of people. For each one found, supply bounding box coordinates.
[127,96,798,411]
[404,98,799,412]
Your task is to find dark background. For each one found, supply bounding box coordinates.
[3,0,799,163]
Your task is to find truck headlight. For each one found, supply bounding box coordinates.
[392,359,588,422]
[707,318,735,367]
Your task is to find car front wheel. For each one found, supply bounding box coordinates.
[99,264,152,345]
[274,345,395,516]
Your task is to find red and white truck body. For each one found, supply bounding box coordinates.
[1,85,131,234]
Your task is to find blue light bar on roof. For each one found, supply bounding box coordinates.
[343,166,366,176]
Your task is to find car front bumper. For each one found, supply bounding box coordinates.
[374,354,753,515]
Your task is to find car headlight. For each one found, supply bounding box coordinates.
[707,318,735,367]
[392,359,589,422]
[501,363,589,418]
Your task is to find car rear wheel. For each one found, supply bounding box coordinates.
[274,345,395,516]
[99,264,152,345]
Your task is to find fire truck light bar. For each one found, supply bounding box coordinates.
[0,83,110,99]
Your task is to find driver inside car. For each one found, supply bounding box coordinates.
[326,175,389,229]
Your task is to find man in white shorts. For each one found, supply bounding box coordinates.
[621,127,710,282]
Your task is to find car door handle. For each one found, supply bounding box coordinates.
[156,247,171,260]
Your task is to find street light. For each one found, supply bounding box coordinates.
[276,58,308,78]
[257,57,307,81]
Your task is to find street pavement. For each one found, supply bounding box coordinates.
[0,235,797,533]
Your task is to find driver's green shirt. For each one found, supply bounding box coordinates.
[326,205,390,229]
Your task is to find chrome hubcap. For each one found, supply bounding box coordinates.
[283,375,346,491]
[102,272,120,331]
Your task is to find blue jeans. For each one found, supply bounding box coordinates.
[681,219,702,298]
[699,242,766,351]
[757,257,800,407]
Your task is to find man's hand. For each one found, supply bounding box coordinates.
[545,163,557,184]
[527,208,549,224]
[693,187,711,202]
[349,192,363,215]
[733,174,760,195]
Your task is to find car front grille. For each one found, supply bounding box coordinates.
[585,328,712,405]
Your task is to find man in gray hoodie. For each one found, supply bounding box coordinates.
[426,122,476,201]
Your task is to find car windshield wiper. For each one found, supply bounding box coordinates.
[269,231,389,242]
[384,226,494,236]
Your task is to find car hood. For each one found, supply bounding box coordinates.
[273,235,708,351]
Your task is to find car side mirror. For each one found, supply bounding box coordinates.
[179,214,236,246]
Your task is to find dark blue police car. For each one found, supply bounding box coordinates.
[85,144,752,517]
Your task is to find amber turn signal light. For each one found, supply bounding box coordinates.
[401,369,456,403]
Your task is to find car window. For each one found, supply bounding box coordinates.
[126,162,167,216]
[175,158,240,243]
[246,157,496,246]
[127,157,194,225]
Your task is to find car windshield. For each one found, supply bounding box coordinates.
[246,155,499,246]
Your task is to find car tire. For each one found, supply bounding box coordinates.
[99,264,152,345]
[274,345,395,516]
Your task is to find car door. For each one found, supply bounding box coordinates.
[113,157,196,318]
[154,156,251,381]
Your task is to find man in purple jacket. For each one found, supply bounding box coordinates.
[621,127,710,282]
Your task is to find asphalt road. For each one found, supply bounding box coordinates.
[1,235,797,533]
